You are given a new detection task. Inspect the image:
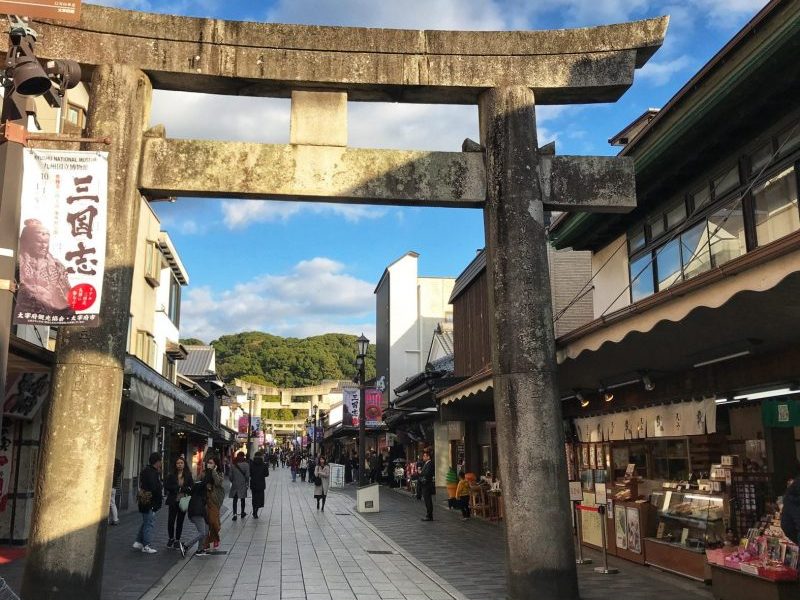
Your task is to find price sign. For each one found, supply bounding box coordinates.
[0,1,81,21]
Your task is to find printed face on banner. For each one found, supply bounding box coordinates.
[15,150,108,327]
[364,388,383,426]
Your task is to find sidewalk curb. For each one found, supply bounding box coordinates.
[138,506,234,600]
[333,490,470,600]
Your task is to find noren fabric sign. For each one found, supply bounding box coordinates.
[15,150,108,327]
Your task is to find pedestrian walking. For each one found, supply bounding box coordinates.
[203,455,225,550]
[229,451,250,521]
[299,455,308,482]
[781,463,800,544]
[186,479,209,557]
[164,455,194,552]
[455,471,470,520]
[313,456,330,511]
[109,457,122,525]
[133,452,163,554]
[290,453,299,482]
[369,450,380,484]
[419,449,434,521]
[250,450,269,518]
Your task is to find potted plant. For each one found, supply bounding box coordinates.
[445,467,459,502]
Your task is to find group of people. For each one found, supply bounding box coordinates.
[126,448,333,559]
[132,452,226,557]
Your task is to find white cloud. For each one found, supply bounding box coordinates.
[637,55,692,85]
[688,0,767,29]
[221,200,387,229]
[265,0,506,30]
[181,257,375,340]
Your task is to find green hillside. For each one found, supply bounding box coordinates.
[209,331,376,388]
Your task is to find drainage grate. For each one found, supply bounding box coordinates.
[366,550,394,555]
[335,512,352,516]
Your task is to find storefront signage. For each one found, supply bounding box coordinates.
[4,373,49,419]
[595,482,607,506]
[15,150,108,327]
[0,0,81,21]
[568,481,583,502]
[238,415,249,434]
[329,463,344,488]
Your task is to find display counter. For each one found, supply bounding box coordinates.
[644,490,726,581]
[710,564,799,600]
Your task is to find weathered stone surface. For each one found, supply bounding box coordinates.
[540,155,636,212]
[480,86,579,600]
[30,4,667,104]
[290,90,348,147]
[139,138,487,207]
[22,65,152,600]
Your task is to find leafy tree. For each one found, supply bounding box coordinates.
[180,337,205,345]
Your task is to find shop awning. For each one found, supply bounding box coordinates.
[437,366,493,406]
[125,355,204,418]
[556,235,800,392]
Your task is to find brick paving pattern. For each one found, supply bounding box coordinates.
[340,485,715,600]
[1,469,719,599]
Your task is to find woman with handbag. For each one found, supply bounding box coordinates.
[164,455,193,554]
[203,455,225,550]
[313,456,330,511]
[229,451,250,521]
[249,451,269,518]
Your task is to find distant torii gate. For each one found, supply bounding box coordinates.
[21,5,666,599]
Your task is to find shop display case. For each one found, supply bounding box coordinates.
[645,491,727,580]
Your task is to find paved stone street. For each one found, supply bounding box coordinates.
[340,485,715,600]
[0,469,718,599]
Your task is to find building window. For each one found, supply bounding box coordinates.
[629,254,654,302]
[135,330,156,367]
[680,221,712,280]
[753,166,799,247]
[708,199,746,267]
[712,165,740,200]
[67,105,82,126]
[168,274,181,327]
[656,238,682,291]
[162,354,176,381]
[144,241,162,287]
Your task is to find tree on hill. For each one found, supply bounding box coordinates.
[212,332,375,388]
[180,338,205,346]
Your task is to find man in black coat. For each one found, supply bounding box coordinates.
[781,465,800,544]
[419,449,435,521]
[133,452,163,554]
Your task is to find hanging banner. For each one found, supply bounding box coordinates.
[238,415,249,434]
[15,150,108,327]
[343,388,359,426]
[4,373,49,419]
[364,388,383,426]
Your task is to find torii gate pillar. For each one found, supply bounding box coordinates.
[481,86,579,599]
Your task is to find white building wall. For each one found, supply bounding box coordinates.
[591,233,631,319]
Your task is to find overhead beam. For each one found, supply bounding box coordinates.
[33,5,668,104]
[138,138,487,208]
[540,155,636,213]
[139,138,637,212]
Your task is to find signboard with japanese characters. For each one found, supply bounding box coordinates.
[343,388,359,427]
[4,373,49,420]
[0,0,81,21]
[15,150,108,327]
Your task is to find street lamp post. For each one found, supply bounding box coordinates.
[246,390,254,457]
[311,404,318,458]
[356,333,369,487]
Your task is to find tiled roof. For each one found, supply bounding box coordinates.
[177,345,215,377]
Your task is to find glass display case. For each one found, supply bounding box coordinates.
[650,490,726,552]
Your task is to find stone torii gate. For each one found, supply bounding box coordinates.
[20,5,666,599]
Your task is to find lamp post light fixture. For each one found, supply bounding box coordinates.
[246,390,254,457]
[355,333,369,486]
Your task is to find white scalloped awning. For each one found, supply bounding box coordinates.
[438,368,493,406]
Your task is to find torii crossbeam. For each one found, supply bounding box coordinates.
[20,5,667,600]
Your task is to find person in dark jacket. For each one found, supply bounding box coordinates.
[781,467,800,544]
[249,451,269,518]
[133,452,163,554]
[186,479,209,556]
[229,451,250,520]
[419,449,435,521]
[164,455,194,554]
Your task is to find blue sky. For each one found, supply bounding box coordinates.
[98,0,767,341]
